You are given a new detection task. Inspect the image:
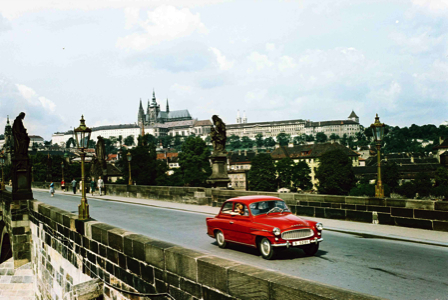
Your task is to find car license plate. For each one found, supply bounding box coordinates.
[292,240,311,246]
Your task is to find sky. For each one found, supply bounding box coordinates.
[0,0,448,140]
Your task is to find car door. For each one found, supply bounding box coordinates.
[216,202,234,241]
[228,204,253,245]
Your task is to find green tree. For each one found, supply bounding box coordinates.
[382,162,400,191]
[341,134,348,146]
[329,133,340,142]
[255,134,264,148]
[264,137,276,148]
[291,161,313,191]
[315,150,356,195]
[178,136,211,187]
[315,132,328,144]
[66,137,76,148]
[293,135,306,145]
[414,172,432,198]
[276,157,295,188]
[305,134,315,142]
[241,136,254,148]
[276,133,290,146]
[124,135,135,146]
[158,135,173,148]
[228,135,242,149]
[434,167,448,187]
[248,153,277,192]
[117,135,123,147]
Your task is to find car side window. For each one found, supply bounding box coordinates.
[234,203,249,216]
[221,202,233,214]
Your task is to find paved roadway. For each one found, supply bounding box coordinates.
[33,190,448,300]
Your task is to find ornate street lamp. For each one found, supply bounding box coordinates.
[127,152,132,185]
[0,154,5,190]
[370,114,385,198]
[74,115,92,220]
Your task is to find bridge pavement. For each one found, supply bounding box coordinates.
[31,187,448,247]
[26,188,448,299]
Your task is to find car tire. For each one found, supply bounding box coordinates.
[302,243,319,256]
[215,231,227,248]
[259,237,275,260]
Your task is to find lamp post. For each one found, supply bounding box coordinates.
[127,152,132,185]
[370,114,385,198]
[74,115,92,220]
[0,154,5,190]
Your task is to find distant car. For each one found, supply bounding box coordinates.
[206,196,323,259]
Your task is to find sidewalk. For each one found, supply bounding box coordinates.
[33,188,448,248]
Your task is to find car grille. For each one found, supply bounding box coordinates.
[281,229,314,240]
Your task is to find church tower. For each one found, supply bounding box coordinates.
[148,90,160,125]
[236,110,242,124]
[242,111,247,123]
[166,99,170,113]
[138,99,145,126]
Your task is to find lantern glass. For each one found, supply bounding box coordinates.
[127,152,132,162]
[74,115,92,150]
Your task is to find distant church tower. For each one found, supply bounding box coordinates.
[166,99,170,113]
[236,110,242,124]
[348,110,359,123]
[138,99,145,125]
[147,90,160,125]
[4,115,12,150]
[242,111,247,123]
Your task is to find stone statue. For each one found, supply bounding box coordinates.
[96,136,106,161]
[12,112,30,156]
[210,115,226,155]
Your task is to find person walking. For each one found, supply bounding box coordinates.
[90,178,96,196]
[49,181,55,197]
[97,176,104,196]
[71,178,77,194]
[61,179,65,192]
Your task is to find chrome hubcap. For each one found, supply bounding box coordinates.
[217,232,224,245]
[261,240,270,255]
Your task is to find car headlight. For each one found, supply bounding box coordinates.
[316,223,323,231]
[273,227,281,236]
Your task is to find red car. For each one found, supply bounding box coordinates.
[206,196,323,259]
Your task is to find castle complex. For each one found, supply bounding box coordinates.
[50,90,361,147]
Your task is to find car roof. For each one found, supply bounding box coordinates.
[224,196,283,204]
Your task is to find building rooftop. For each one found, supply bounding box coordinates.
[271,143,359,160]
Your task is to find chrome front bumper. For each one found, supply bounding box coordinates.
[272,238,323,247]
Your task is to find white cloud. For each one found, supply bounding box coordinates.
[0,0,229,20]
[278,55,297,71]
[16,84,56,112]
[265,43,276,51]
[209,47,234,70]
[16,84,37,99]
[412,0,448,13]
[390,27,445,54]
[117,5,208,50]
[124,7,140,29]
[247,52,273,71]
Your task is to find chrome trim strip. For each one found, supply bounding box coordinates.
[317,238,323,242]
[272,243,288,247]
[281,228,314,240]
[226,240,257,248]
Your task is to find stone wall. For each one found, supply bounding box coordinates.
[27,199,379,300]
[31,183,448,231]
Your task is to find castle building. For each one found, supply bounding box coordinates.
[227,110,361,139]
[138,91,192,126]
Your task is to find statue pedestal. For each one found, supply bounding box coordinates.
[207,153,230,188]
[12,156,33,200]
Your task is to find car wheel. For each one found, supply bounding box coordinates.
[215,231,227,248]
[259,237,275,260]
[302,243,319,256]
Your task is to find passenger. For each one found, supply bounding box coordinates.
[235,203,245,216]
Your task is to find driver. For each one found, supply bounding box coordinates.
[235,203,245,215]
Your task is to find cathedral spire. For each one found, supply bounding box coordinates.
[166,98,170,113]
[139,98,143,110]
[152,89,157,105]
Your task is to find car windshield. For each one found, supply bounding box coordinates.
[249,200,290,216]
